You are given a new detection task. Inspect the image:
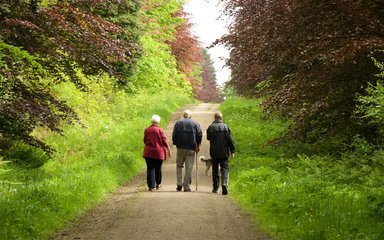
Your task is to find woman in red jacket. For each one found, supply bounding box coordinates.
[143,115,172,191]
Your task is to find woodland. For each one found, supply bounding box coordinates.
[1,0,384,239]
[218,0,384,238]
[0,0,220,238]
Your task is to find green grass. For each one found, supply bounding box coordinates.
[0,81,193,239]
[221,97,384,240]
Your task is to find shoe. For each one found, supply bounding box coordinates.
[156,184,162,190]
[222,185,228,195]
[176,185,182,191]
[148,187,155,191]
[212,189,218,193]
[184,187,191,192]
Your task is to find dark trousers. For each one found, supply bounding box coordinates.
[212,158,229,190]
[145,157,163,189]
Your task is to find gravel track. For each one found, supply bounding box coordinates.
[53,103,269,240]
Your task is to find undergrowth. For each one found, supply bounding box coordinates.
[0,77,192,239]
[221,97,384,240]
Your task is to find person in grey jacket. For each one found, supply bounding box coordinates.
[207,112,235,195]
[172,109,202,192]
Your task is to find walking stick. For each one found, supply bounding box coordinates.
[195,152,198,191]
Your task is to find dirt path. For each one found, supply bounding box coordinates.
[53,103,269,240]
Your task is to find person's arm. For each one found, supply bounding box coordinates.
[206,125,211,141]
[160,128,168,147]
[195,123,202,152]
[143,129,147,144]
[172,122,178,145]
[167,146,172,159]
[160,128,172,159]
[227,126,235,158]
[196,123,202,145]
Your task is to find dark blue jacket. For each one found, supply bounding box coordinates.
[172,118,202,150]
[207,120,235,159]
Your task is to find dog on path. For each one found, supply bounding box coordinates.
[199,156,212,176]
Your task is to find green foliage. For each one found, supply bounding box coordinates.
[221,83,237,99]
[0,158,10,182]
[125,0,191,93]
[140,0,183,42]
[0,41,76,153]
[5,142,50,169]
[1,0,140,81]
[222,97,384,239]
[0,77,192,239]
[358,80,384,125]
[127,35,189,92]
[354,56,384,145]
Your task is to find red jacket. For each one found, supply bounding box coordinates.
[143,124,169,160]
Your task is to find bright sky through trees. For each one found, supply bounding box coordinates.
[184,0,230,85]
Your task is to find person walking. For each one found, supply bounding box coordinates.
[172,109,202,192]
[207,112,235,195]
[143,114,172,191]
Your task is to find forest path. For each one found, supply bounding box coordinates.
[53,103,268,240]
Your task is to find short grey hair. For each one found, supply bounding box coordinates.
[183,109,192,118]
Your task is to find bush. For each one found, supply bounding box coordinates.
[4,142,50,169]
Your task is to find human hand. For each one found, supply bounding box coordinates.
[231,153,235,158]
[195,145,200,153]
[167,148,172,159]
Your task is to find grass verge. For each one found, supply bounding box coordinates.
[221,97,384,240]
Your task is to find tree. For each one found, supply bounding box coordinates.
[0,0,140,83]
[127,0,190,91]
[196,48,223,102]
[170,7,203,94]
[219,0,384,143]
[0,42,77,153]
[0,0,140,153]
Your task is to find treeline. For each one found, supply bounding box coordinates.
[219,0,384,149]
[0,0,222,156]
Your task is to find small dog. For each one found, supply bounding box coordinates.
[199,156,212,176]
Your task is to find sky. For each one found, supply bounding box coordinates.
[183,0,231,86]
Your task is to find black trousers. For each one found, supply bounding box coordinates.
[212,157,229,190]
[145,157,163,188]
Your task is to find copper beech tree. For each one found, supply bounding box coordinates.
[0,0,140,152]
[1,0,140,82]
[170,9,222,100]
[170,8,203,93]
[219,0,384,142]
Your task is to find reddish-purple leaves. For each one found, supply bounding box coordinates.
[0,0,140,153]
[170,8,203,92]
[219,0,384,142]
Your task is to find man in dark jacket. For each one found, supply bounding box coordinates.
[207,112,235,195]
[172,109,202,192]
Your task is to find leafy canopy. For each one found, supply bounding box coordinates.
[219,0,384,143]
[0,0,141,153]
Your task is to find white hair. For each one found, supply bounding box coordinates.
[183,109,192,118]
[151,114,161,124]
